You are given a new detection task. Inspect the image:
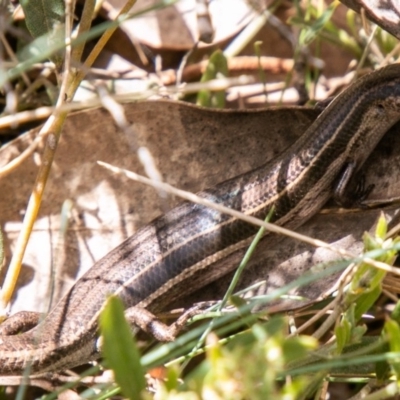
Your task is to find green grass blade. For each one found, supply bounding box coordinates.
[99,296,146,400]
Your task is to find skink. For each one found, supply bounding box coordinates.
[1,64,400,375]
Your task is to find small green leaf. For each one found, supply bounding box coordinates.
[375,213,388,240]
[384,320,400,353]
[196,50,228,108]
[299,1,339,45]
[391,300,400,323]
[20,0,64,39]
[354,284,382,322]
[363,231,378,252]
[99,296,146,400]
[335,317,351,354]
[20,0,65,67]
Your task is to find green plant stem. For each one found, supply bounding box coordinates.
[71,0,96,63]
[71,0,137,89]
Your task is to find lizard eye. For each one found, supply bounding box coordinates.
[374,103,385,115]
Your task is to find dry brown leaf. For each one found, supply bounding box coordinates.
[108,0,257,50]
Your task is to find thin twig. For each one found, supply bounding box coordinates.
[97,161,400,277]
